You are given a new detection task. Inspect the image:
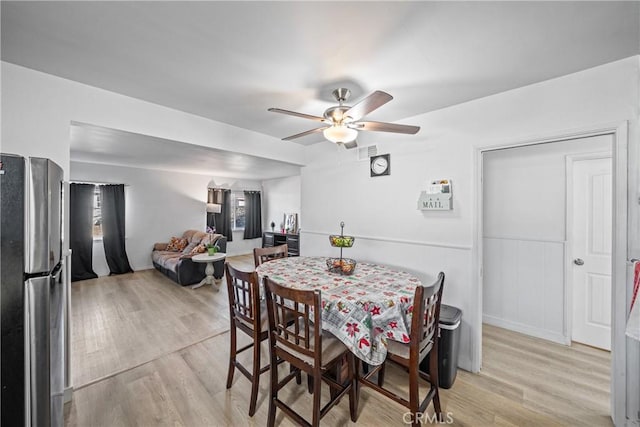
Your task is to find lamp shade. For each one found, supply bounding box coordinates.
[208,188,223,204]
[206,203,222,213]
[323,125,358,143]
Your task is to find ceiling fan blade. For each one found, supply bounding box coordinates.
[351,121,420,135]
[268,108,325,122]
[342,141,358,150]
[281,127,327,141]
[344,91,393,121]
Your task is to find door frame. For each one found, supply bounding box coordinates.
[472,121,628,425]
[565,152,613,349]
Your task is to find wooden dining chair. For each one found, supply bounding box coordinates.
[224,262,271,416]
[253,244,288,267]
[359,272,445,427]
[263,276,358,427]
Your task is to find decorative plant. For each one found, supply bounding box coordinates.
[205,226,219,253]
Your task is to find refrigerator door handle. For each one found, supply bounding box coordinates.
[26,158,64,274]
[26,158,49,273]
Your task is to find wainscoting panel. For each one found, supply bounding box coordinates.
[301,230,474,371]
[483,237,566,344]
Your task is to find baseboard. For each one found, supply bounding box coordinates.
[95,265,154,277]
[483,314,569,345]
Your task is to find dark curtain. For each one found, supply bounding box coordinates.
[100,185,133,275]
[206,212,215,230]
[70,183,97,281]
[243,191,262,239]
[216,189,233,242]
[206,188,216,231]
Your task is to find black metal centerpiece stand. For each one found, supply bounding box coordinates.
[327,221,356,275]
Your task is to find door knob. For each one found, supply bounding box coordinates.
[574,258,584,266]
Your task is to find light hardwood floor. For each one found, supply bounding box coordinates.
[65,255,611,426]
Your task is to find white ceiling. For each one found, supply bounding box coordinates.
[2,1,639,176]
[69,122,302,179]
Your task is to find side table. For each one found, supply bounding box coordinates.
[191,252,226,290]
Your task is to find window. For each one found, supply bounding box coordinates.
[92,185,102,238]
[231,192,245,230]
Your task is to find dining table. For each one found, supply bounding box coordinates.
[255,256,425,366]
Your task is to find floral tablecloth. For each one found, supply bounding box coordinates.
[255,256,422,366]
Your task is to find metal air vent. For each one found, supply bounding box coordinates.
[357,145,377,161]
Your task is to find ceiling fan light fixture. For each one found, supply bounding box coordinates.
[323,125,358,143]
[269,88,419,143]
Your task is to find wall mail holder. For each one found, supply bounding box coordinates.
[417,179,453,210]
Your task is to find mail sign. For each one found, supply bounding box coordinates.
[417,179,452,211]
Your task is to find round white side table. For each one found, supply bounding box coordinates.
[191,252,226,290]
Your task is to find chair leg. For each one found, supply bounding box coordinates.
[290,364,302,385]
[226,324,237,389]
[248,336,261,416]
[267,349,278,427]
[348,353,359,422]
[311,368,322,427]
[408,361,420,427]
[307,374,314,394]
[377,360,386,387]
[432,387,442,422]
[429,349,443,421]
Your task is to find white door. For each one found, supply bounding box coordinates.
[571,156,612,350]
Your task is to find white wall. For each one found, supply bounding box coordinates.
[1,61,303,258]
[1,62,305,181]
[71,162,210,274]
[484,136,613,241]
[0,61,305,257]
[71,162,268,275]
[301,57,640,380]
[482,136,612,343]
[262,175,301,232]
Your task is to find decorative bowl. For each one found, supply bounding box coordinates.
[326,258,357,275]
[329,235,355,248]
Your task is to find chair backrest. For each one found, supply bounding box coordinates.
[225,262,262,331]
[263,276,322,365]
[253,244,288,267]
[411,272,445,362]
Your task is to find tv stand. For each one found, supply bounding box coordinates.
[262,232,299,257]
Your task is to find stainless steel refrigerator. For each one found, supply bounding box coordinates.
[1,154,65,427]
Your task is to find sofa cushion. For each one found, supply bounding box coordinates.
[166,237,188,252]
[162,256,181,272]
[153,242,168,251]
[190,244,206,255]
[182,230,207,245]
[152,250,181,269]
[182,241,198,255]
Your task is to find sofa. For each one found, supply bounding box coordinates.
[151,229,227,286]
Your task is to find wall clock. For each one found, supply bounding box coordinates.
[370,154,390,177]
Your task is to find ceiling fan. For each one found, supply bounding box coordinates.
[268,88,420,149]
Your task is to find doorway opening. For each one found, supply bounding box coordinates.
[480,134,614,423]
